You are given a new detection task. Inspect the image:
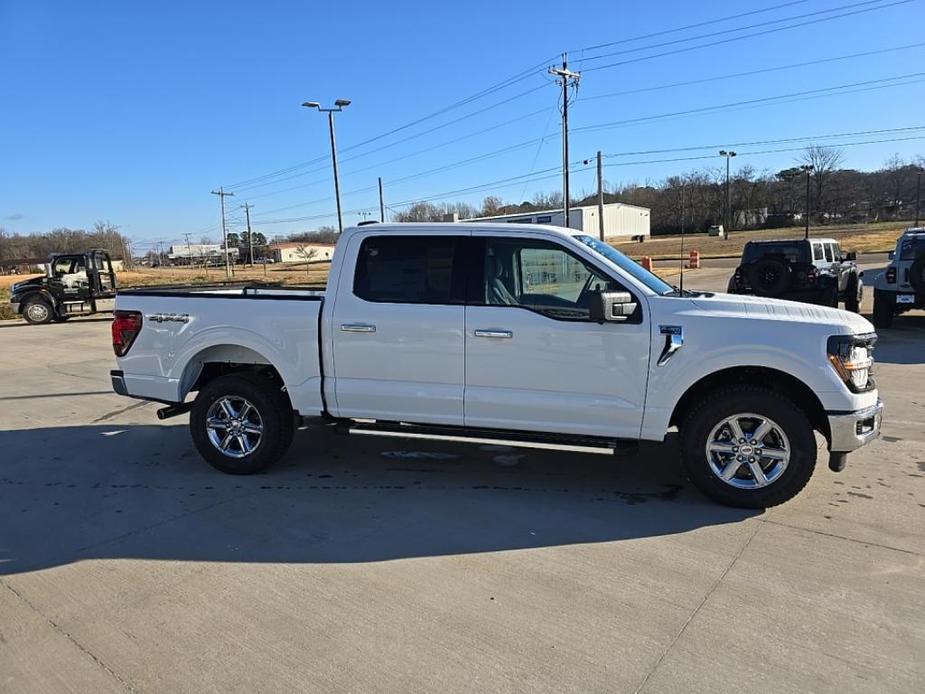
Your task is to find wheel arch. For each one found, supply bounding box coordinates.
[16,289,57,313]
[179,344,290,408]
[669,365,830,443]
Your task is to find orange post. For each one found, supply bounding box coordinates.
[689,249,701,269]
[641,256,653,271]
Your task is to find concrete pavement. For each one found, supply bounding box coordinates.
[1,283,923,692]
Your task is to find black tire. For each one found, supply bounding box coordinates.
[679,385,817,508]
[190,372,295,474]
[910,256,925,295]
[872,289,895,329]
[819,281,838,308]
[22,296,54,324]
[748,258,792,297]
[844,274,862,313]
[726,277,737,294]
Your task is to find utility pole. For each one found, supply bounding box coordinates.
[915,170,923,227]
[596,151,605,241]
[241,202,254,266]
[378,177,385,223]
[719,150,736,238]
[184,232,193,267]
[210,187,234,278]
[549,55,580,229]
[800,164,814,239]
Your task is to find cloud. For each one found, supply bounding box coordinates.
[5,213,24,221]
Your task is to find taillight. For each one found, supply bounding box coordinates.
[112,310,143,356]
[886,267,896,284]
[806,266,818,285]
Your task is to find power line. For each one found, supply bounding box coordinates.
[582,41,925,101]
[583,0,914,72]
[573,72,925,135]
[573,0,811,53]
[580,0,903,65]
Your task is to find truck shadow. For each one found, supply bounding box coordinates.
[865,313,925,365]
[0,423,757,576]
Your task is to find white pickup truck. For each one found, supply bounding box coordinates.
[110,223,882,508]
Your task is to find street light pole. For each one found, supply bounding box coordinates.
[719,150,736,238]
[916,170,923,227]
[302,99,351,234]
[800,164,815,239]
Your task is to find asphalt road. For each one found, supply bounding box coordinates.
[1,273,924,692]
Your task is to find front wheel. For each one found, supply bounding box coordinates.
[679,385,817,508]
[872,289,894,329]
[190,372,295,474]
[22,297,54,324]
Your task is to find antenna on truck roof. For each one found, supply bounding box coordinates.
[679,184,685,294]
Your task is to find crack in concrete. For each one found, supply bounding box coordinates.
[634,521,762,694]
[91,400,151,423]
[1,579,136,693]
[758,517,923,557]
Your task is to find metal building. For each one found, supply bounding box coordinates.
[462,203,650,240]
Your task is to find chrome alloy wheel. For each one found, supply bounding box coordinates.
[26,302,50,322]
[705,412,790,489]
[205,396,264,458]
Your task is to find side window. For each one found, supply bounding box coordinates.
[811,243,824,261]
[353,235,459,304]
[829,243,841,262]
[823,243,834,262]
[483,238,619,321]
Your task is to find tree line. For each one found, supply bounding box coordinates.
[391,147,924,235]
[0,222,134,267]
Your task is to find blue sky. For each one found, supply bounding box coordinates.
[2,0,924,249]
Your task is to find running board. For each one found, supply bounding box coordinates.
[346,422,634,456]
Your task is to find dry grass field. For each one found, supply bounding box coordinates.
[612,221,908,260]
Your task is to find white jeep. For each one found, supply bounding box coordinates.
[870,227,925,328]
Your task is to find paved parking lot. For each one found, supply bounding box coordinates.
[1,263,924,692]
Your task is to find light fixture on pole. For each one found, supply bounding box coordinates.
[302,99,351,233]
[719,150,736,238]
[799,164,815,239]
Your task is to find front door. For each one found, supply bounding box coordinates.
[330,232,468,426]
[464,234,650,440]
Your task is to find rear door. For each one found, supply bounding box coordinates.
[464,233,649,439]
[330,232,468,425]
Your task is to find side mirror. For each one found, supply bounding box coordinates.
[888,250,895,260]
[845,251,857,261]
[590,291,637,323]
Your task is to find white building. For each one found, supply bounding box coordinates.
[462,203,650,240]
[168,243,238,264]
[268,242,336,264]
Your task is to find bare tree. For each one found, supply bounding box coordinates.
[800,145,844,223]
[294,244,319,279]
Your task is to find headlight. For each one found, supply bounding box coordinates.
[827,334,876,393]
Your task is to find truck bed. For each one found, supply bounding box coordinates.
[114,284,326,415]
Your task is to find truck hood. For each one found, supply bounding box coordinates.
[10,275,46,295]
[687,292,874,335]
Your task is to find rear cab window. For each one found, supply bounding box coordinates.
[743,242,808,264]
[353,235,465,304]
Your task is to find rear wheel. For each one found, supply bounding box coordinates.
[844,274,862,313]
[190,372,295,474]
[910,257,925,295]
[679,385,817,508]
[872,289,895,329]
[22,297,54,324]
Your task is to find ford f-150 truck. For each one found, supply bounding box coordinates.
[109,223,883,508]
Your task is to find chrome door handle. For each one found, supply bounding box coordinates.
[474,329,513,339]
[340,323,377,333]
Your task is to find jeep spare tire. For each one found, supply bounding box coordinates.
[910,256,925,295]
[748,258,792,297]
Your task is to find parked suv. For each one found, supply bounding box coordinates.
[727,238,862,311]
[870,227,925,328]
[9,249,118,324]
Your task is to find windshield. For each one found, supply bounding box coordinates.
[574,235,673,294]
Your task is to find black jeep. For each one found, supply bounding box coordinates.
[727,238,862,312]
[9,249,118,324]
